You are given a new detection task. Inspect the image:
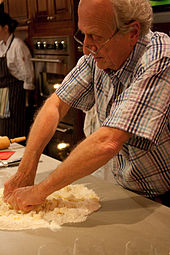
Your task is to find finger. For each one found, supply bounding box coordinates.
[3,185,18,202]
[16,197,36,213]
[22,205,36,213]
[7,197,20,211]
[3,193,11,203]
[3,188,11,200]
[6,191,21,211]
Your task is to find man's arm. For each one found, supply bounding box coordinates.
[3,92,70,200]
[6,126,131,212]
[40,126,131,196]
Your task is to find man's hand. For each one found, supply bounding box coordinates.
[5,185,46,213]
[3,171,35,203]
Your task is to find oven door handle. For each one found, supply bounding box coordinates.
[30,58,63,64]
[38,72,47,98]
[56,127,72,133]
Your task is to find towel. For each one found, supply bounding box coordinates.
[0,87,10,118]
[0,151,15,160]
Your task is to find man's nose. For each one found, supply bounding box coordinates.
[83,45,97,55]
[83,46,90,55]
[83,35,98,55]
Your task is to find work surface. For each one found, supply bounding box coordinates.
[0,144,169,255]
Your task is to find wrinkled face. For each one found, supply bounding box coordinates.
[78,0,139,71]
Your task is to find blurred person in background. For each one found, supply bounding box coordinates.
[0,12,35,138]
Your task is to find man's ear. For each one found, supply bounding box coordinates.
[129,21,140,47]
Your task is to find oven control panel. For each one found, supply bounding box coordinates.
[34,40,66,50]
[32,36,74,55]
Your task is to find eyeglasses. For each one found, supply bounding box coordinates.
[74,28,119,55]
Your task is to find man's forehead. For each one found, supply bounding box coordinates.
[80,0,104,3]
[79,0,111,8]
[78,0,115,32]
[78,0,114,21]
[79,0,115,15]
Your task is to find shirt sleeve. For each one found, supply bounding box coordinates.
[56,54,95,111]
[8,39,35,90]
[102,57,170,147]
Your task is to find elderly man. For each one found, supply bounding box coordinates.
[4,0,170,211]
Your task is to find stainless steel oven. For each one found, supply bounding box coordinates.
[31,36,85,161]
[32,36,75,99]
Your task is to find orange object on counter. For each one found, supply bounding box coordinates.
[0,136,26,150]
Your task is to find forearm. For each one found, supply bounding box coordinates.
[18,93,69,176]
[39,127,131,197]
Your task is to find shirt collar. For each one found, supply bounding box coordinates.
[4,33,14,48]
[0,34,13,48]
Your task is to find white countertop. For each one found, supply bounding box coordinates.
[0,143,170,255]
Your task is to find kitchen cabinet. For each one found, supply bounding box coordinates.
[4,0,78,37]
[33,0,72,23]
[54,0,72,21]
[29,0,76,36]
[4,0,31,26]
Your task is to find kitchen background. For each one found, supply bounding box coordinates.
[1,0,170,162]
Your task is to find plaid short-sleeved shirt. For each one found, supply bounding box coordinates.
[56,31,170,198]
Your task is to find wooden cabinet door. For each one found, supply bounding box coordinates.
[30,0,75,36]
[4,0,31,26]
[33,0,50,23]
[51,0,72,21]
[32,0,72,23]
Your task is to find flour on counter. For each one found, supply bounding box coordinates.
[0,184,101,231]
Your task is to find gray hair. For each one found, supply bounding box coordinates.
[110,0,153,35]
